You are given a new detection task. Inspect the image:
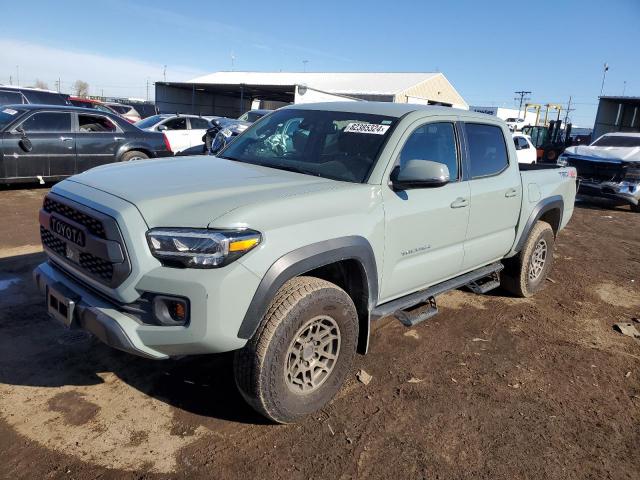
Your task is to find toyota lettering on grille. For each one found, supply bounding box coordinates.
[50,217,86,247]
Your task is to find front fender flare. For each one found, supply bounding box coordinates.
[237,236,378,352]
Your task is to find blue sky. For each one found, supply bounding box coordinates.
[1,0,638,126]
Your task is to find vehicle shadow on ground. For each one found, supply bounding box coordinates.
[575,196,637,214]
[0,252,269,425]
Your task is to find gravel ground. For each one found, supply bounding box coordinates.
[0,186,639,479]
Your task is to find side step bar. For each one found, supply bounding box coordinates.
[371,262,504,324]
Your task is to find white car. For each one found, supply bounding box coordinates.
[505,117,528,132]
[104,103,142,123]
[513,133,537,164]
[134,114,214,153]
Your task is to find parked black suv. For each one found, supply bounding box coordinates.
[0,105,173,184]
[0,86,70,106]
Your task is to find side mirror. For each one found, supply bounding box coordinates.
[390,160,450,190]
[15,126,33,152]
[157,124,168,131]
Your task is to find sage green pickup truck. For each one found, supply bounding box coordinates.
[34,102,577,423]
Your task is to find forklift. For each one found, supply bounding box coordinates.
[521,104,572,163]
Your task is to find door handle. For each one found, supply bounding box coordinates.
[505,188,518,198]
[59,136,73,141]
[114,136,125,141]
[450,197,469,208]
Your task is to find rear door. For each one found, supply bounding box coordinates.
[160,117,189,152]
[462,122,522,269]
[75,113,126,172]
[8,111,75,179]
[187,117,210,147]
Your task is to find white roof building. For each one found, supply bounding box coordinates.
[156,71,468,117]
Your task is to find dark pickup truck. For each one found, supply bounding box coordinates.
[0,104,172,184]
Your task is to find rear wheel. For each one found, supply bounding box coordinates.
[501,221,555,297]
[234,276,358,424]
[121,150,148,162]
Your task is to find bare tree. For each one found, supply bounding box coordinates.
[73,80,90,97]
[34,79,49,89]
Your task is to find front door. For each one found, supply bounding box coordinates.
[462,122,522,269]
[7,111,75,180]
[380,120,470,302]
[75,113,126,172]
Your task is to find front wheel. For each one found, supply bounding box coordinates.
[234,276,359,424]
[631,203,640,213]
[501,220,555,297]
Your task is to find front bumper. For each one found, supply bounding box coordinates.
[34,262,168,359]
[34,256,261,359]
[578,180,639,206]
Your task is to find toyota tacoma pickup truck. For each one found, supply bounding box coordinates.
[34,102,577,423]
[559,132,640,212]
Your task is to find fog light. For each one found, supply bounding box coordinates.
[152,296,189,326]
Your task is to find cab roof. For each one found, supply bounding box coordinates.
[282,101,487,119]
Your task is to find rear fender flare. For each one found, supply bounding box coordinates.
[513,195,563,253]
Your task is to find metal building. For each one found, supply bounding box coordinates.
[155,71,468,117]
[593,96,640,139]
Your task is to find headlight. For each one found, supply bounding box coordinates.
[146,228,261,268]
[557,154,569,167]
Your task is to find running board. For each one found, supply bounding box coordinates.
[371,262,504,322]
[395,296,438,327]
[466,271,501,294]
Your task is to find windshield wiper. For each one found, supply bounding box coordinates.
[269,164,321,177]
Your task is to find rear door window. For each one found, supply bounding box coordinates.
[78,114,118,133]
[20,112,72,133]
[189,117,210,129]
[0,90,25,105]
[464,123,509,178]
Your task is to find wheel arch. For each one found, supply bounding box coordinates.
[514,195,563,253]
[237,236,378,354]
[116,143,155,161]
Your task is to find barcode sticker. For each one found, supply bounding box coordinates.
[344,123,390,135]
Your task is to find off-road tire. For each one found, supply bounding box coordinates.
[234,276,359,424]
[501,220,555,297]
[120,150,149,162]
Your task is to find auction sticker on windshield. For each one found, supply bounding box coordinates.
[344,122,390,135]
[2,108,18,115]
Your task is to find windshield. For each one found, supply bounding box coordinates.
[0,107,25,130]
[135,115,163,129]
[591,135,640,147]
[219,108,397,183]
[238,111,267,123]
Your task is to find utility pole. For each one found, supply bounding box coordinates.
[55,78,61,92]
[163,65,167,82]
[623,80,627,96]
[230,52,235,71]
[302,60,309,72]
[9,75,12,85]
[514,90,531,119]
[563,95,573,126]
[146,79,150,101]
[600,63,609,97]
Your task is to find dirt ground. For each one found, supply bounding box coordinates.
[0,186,639,480]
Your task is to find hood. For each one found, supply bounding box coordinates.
[67,156,339,228]
[564,144,640,162]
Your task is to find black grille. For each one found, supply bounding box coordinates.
[43,197,106,238]
[79,253,114,281]
[40,227,66,257]
[567,157,625,183]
